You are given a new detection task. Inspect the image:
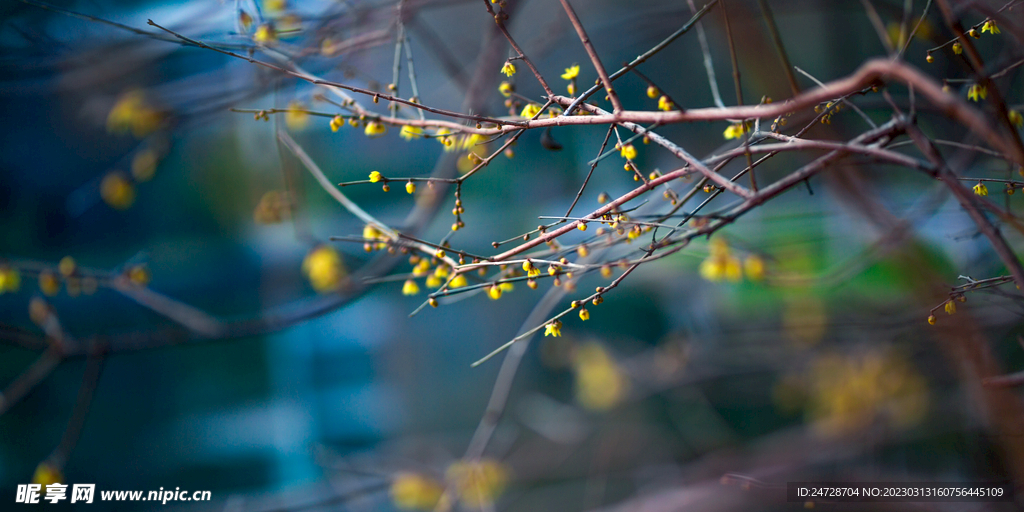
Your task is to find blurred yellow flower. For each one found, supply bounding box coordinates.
[365,121,387,137]
[402,279,420,296]
[560,64,580,80]
[0,266,20,293]
[400,125,423,140]
[446,459,509,507]
[106,90,165,138]
[520,103,542,119]
[573,342,628,410]
[390,472,443,510]
[281,101,308,131]
[100,172,136,210]
[302,245,346,293]
[32,462,62,486]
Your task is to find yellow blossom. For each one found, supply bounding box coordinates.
[487,285,502,300]
[435,128,455,149]
[927,314,936,325]
[967,84,987,102]
[982,20,1000,35]
[619,144,637,160]
[499,282,513,292]
[460,133,485,151]
[446,459,509,508]
[106,90,165,138]
[128,265,151,286]
[744,255,766,281]
[285,101,309,130]
[264,0,287,13]
[329,115,344,132]
[699,238,743,282]
[254,23,278,45]
[390,472,443,511]
[498,81,514,97]
[400,125,423,140]
[520,103,542,119]
[58,256,76,277]
[0,266,20,293]
[302,245,346,293]
[405,181,416,194]
[365,121,387,137]
[952,41,962,54]
[425,274,442,288]
[402,279,420,296]
[578,308,589,321]
[501,61,516,77]
[646,85,659,98]
[657,95,673,111]
[803,349,928,436]
[573,343,628,410]
[723,121,751,140]
[544,319,562,337]
[945,301,956,315]
[973,182,988,196]
[38,271,60,296]
[1009,110,1023,128]
[450,274,467,288]
[567,82,575,95]
[560,64,580,80]
[100,172,136,210]
[368,171,383,183]
[32,462,62,487]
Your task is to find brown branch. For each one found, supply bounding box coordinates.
[482,0,554,98]
[558,0,622,113]
[904,124,1024,290]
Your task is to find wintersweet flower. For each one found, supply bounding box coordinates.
[498,81,514,97]
[400,125,423,140]
[446,459,509,508]
[982,20,1000,35]
[520,103,542,119]
[501,61,516,77]
[560,64,580,80]
[619,144,637,160]
[544,319,562,337]
[390,472,443,511]
[285,101,309,130]
[723,121,751,140]
[254,23,278,45]
[365,121,387,137]
[974,182,988,196]
[1009,110,1022,128]
[368,171,383,183]
[967,84,987,102]
[402,279,420,296]
[657,95,673,111]
[302,245,346,293]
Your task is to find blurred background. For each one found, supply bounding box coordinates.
[2,0,1024,510]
